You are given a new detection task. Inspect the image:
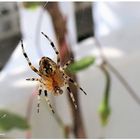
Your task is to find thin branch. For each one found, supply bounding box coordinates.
[100,64,111,106]
[107,62,140,105]
[98,63,111,128]
[45,2,87,138]
[95,37,140,106]
[23,2,86,138]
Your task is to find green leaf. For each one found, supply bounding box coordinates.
[98,101,111,126]
[67,56,95,73]
[0,110,30,131]
[23,2,41,10]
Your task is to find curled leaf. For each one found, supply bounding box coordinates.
[67,56,95,73]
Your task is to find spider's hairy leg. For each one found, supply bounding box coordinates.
[65,82,77,109]
[64,74,87,95]
[21,40,41,76]
[44,89,55,114]
[37,85,42,113]
[41,32,61,66]
[26,78,41,82]
[63,58,73,69]
[26,78,47,88]
[26,78,43,113]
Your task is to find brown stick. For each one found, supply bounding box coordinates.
[44,2,87,138]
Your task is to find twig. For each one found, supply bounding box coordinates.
[107,62,140,105]
[45,2,87,138]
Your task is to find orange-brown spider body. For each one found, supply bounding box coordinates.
[39,57,65,95]
[21,32,87,113]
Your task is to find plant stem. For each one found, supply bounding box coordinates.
[100,64,111,106]
[95,37,140,106]
[45,2,87,138]
[107,62,140,105]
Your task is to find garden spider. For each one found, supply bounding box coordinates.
[21,32,87,113]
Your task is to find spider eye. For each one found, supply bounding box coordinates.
[44,64,53,74]
[46,68,52,73]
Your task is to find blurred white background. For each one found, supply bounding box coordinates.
[0,2,140,138]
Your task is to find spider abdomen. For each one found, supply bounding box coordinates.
[42,69,65,95]
[53,69,65,87]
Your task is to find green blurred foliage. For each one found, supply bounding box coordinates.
[0,110,30,131]
[67,56,95,74]
[98,100,111,126]
[22,2,42,10]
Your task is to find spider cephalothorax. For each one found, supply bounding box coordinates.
[39,57,56,76]
[21,32,87,113]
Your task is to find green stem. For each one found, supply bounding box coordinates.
[101,64,111,106]
[107,62,140,106]
[98,64,111,126]
[95,37,140,106]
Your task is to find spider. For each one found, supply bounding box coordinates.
[21,32,87,113]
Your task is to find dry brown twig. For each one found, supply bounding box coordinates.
[23,1,86,138]
[43,2,87,138]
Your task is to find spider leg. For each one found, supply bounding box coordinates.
[65,82,77,109]
[62,58,73,69]
[41,32,61,66]
[63,74,87,95]
[26,78,48,90]
[26,78,41,82]
[26,78,43,113]
[37,85,42,113]
[21,40,41,77]
[43,89,55,114]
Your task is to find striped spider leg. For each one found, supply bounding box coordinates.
[26,78,55,113]
[61,67,87,109]
[41,32,61,66]
[21,40,41,77]
[62,60,87,95]
[41,33,86,88]
[41,32,87,107]
[22,32,87,113]
[64,81,78,109]
[63,58,73,69]
[26,78,42,113]
[41,32,80,108]
[61,58,87,95]
[62,71,87,95]
[21,41,55,113]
